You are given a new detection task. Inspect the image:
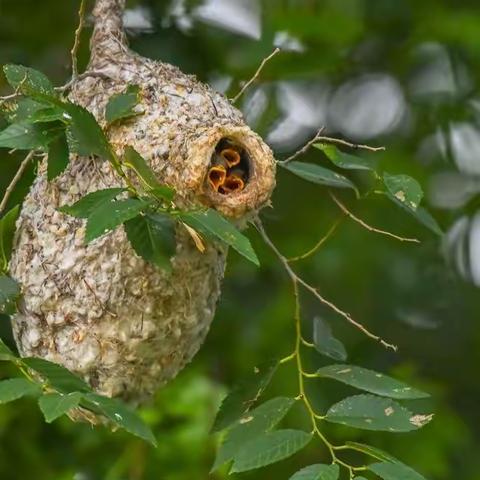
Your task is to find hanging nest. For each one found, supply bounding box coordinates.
[9,0,275,403]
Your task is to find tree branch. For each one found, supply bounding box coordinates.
[329,191,420,243]
[71,0,87,80]
[254,217,397,351]
[0,151,36,216]
[231,47,280,104]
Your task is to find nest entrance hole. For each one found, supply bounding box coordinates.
[207,138,250,195]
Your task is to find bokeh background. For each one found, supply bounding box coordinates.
[1,0,480,479]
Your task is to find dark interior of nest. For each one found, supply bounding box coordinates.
[206,138,250,195]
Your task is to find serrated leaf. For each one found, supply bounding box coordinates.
[59,188,126,218]
[0,338,17,361]
[123,147,174,201]
[181,209,259,266]
[315,144,376,171]
[289,463,339,480]
[0,122,59,150]
[315,365,429,399]
[213,397,296,470]
[124,213,176,270]
[82,393,157,446]
[383,173,423,211]
[63,102,114,161]
[345,442,397,463]
[22,357,91,393]
[0,378,41,403]
[105,85,142,124]
[385,191,443,236]
[212,359,278,432]
[313,317,347,362]
[325,394,432,432]
[283,161,358,195]
[1,98,46,123]
[0,205,20,272]
[0,275,20,314]
[38,392,82,423]
[3,64,55,97]
[368,461,427,480]
[47,131,69,180]
[85,198,148,243]
[30,106,67,124]
[230,429,312,473]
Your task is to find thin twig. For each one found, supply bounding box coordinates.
[231,47,280,104]
[329,191,420,243]
[317,136,385,153]
[71,0,87,80]
[254,217,397,351]
[280,127,325,165]
[288,215,344,262]
[0,151,35,216]
[279,133,385,165]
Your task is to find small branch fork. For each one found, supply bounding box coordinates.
[261,218,386,476]
[329,192,419,243]
[278,127,385,165]
[231,47,281,104]
[254,218,397,351]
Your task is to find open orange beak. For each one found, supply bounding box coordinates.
[220,174,245,194]
[207,165,227,192]
[220,148,241,168]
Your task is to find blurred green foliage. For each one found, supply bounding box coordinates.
[1,0,480,479]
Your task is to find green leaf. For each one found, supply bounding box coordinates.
[283,161,358,195]
[105,85,142,124]
[3,64,55,97]
[345,442,397,463]
[385,191,443,236]
[85,198,148,243]
[47,131,69,180]
[124,213,176,270]
[123,147,174,201]
[82,393,157,446]
[212,359,279,432]
[213,397,296,470]
[313,317,347,362]
[0,378,41,403]
[383,173,423,211]
[0,275,20,314]
[63,102,114,161]
[22,357,91,393]
[181,209,259,266]
[230,429,313,473]
[368,461,427,480]
[59,188,126,218]
[354,477,368,480]
[30,106,67,124]
[0,337,17,361]
[38,392,82,423]
[0,122,59,150]
[289,464,339,480]
[314,144,376,171]
[315,365,429,399]
[325,394,433,432]
[0,205,20,272]
[1,98,45,123]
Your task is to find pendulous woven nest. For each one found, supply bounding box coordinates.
[9,0,276,403]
